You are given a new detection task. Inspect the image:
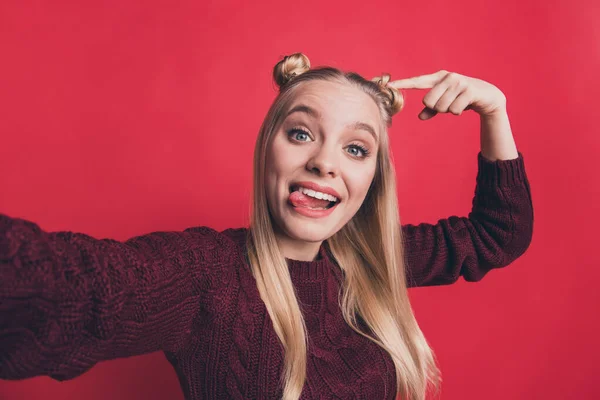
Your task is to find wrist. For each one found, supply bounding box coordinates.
[480,104,508,120]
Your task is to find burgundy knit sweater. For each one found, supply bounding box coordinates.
[0,151,533,399]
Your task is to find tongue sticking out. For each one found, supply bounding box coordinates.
[289,191,331,209]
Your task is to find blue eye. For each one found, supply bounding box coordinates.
[288,128,312,142]
[347,144,370,158]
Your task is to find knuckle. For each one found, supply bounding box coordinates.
[446,72,461,84]
[450,78,462,90]
[457,79,468,90]
[449,106,461,115]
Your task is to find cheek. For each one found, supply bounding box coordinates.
[266,135,304,179]
[344,163,376,207]
[265,138,299,202]
[264,147,280,205]
[265,140,286,185]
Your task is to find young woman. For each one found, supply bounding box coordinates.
[0,53,534,400]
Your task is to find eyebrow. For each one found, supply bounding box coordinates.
[285,104,378,142]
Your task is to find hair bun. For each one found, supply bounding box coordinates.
[371,73,404,116]
[273,53,311,88]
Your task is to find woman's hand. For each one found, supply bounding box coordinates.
[385,70,519,161]
[386,70,507,120]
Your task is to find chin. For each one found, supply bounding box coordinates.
[282,222,333,243]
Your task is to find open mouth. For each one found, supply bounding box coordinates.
[289,185,341,210]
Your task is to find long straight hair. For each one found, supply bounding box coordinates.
[246,57,441,400]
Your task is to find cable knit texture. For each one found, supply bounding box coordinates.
[0,151,533,399]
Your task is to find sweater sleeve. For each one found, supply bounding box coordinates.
[402,151,534,288]
[0,216,234,381]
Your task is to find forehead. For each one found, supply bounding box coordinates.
[286,80,381,128]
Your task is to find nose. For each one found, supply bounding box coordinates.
[306,144,340,178]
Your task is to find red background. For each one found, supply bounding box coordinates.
[1,0,598,399]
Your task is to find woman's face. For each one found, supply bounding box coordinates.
[265,80,381,245]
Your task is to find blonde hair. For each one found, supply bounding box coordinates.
[246,52,441,400]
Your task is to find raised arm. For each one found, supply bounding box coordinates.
[0,215,233,381]
[402,151,533,288]
[386,70,533,287]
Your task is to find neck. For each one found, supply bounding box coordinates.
[274,231,323,262]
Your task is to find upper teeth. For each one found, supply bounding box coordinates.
[298,186,338,202]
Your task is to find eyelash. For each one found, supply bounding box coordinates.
[287,127,371,158]
[347,142,370,158]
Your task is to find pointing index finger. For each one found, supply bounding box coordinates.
[387,70,447,89]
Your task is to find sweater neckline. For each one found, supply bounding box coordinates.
[285,243,333,281]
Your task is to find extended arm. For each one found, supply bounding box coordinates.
[0,215,232,381]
